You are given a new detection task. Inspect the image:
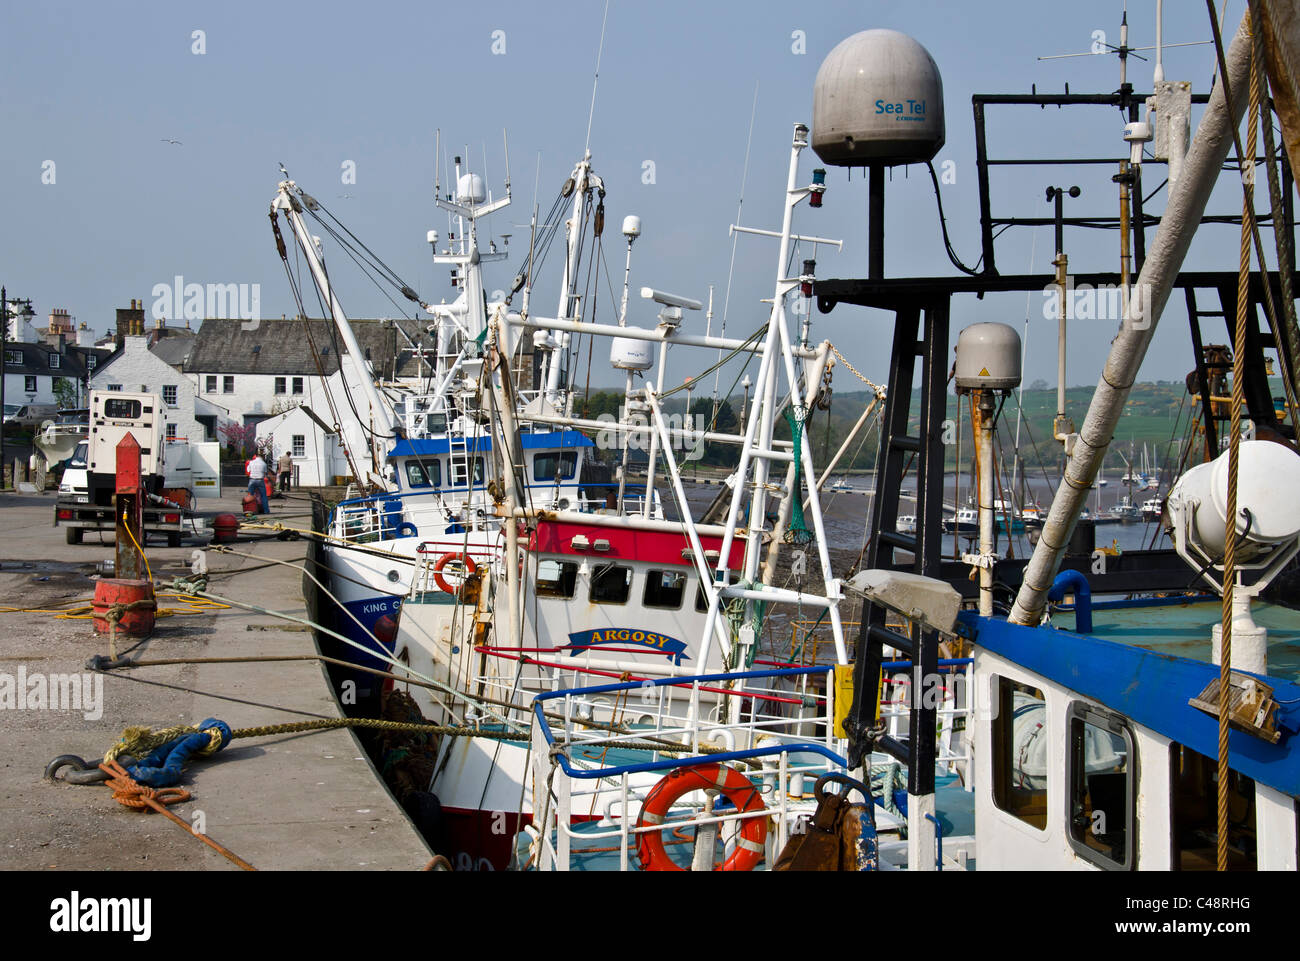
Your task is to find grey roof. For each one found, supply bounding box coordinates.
[182,317,428,378]
[149,331,197,367]
[3,342,107,379]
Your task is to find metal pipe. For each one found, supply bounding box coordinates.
[1010,14,1254,626]
[976,391,995,617]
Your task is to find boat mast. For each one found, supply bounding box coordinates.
[1011,14,1254,625]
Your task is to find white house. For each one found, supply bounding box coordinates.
[254,404,348,487]
[183,317,425,431]
[89,335,225,444]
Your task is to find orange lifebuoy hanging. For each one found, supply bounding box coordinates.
[635,763,767,871]
[433,552,477,594]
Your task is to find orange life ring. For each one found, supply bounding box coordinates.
[433,552,477,594]
[635,763,767,871]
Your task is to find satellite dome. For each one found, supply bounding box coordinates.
[812,29,945,167]
[456,173,486,204]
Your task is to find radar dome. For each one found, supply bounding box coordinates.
[456,173,486,204]
[812,29,945,167]
[954,323,1021,390]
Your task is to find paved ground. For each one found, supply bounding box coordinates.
[0,488,432,870]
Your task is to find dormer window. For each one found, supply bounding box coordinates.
[49,354,60,369]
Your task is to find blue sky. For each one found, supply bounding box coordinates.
[0,0,1262,393]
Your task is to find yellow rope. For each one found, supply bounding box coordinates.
[0,592,229,620]
[1217,12,1261,873]
[120,506,154,584]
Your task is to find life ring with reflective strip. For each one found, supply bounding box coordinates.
[433,552,477,594]
[635,763,767,871]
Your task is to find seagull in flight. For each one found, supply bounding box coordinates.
[161,138,182,145]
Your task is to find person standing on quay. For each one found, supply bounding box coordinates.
[247,452,270,514]
[277,450,293,493]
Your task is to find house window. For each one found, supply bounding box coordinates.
[274,377,286,395]
[86,356,97,371]
[222,376,234,393]
[992,676,1049,831]
[49,354,60,369]
[24,376,36,393]
[534,560,578,599]
[644,570,686,609]
[205,375,217,393]
[3,349,21,365]
[292,377,304,395]
[1066,702,1135,870]
[162,385,178,406]
[165,423,178,440]
[534,450,578,482]
[590,565,632,605]
[107,384,123,392]
[292,435,306,457]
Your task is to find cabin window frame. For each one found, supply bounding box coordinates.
[1064,700,1137,871]
[533,449,579,482]
[449,456,486,489]
[643,569,687,610]
[534,558,579,599]
[589,564,633,605]
[990,674,1050,833]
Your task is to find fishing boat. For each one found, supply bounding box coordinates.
[269,149,646,701]
[808,4,1300,873]
[304,4,1300,873]
[1140,496,1163,522]
[382,121,940,870]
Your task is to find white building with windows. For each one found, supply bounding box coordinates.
[254,404,348,487]
[88,335,220,444]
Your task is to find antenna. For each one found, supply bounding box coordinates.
[434,129,441,201]
[720,81,760,333]
[502,128,512,196]
[584,0,611,153]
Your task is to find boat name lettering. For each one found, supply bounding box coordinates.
[567,628,689,664]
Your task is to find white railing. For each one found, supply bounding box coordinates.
[520,666,854,872]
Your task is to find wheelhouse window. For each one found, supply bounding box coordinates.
[590,565,632,604]
[695,572,740,612]
[403,459,442,488]
[992,676,1049,830]
[534,559,578,599]
[534,450,578,482]
[449,456,486,488]
[1170,743,1257,870]
[1066,702,1134,870]
[644,570,686,609]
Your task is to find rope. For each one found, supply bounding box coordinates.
[1212,0,1260,872]
[100,717,735,760]
[120,506,153,583]
[97,759,257,871]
